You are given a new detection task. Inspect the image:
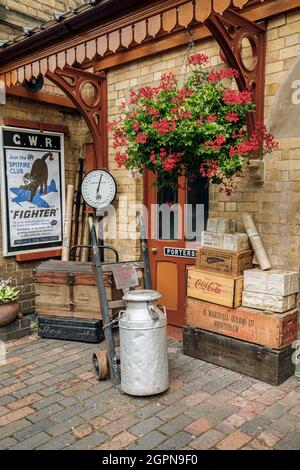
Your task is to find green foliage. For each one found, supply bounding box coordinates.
[0,279,19,303]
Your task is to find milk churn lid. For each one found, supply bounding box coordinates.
[123,289,161,302]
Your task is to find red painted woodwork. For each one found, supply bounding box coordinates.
[16,249,62,262]
[7,86,76,109]
[3,118,69,134]
[46,67,108,168]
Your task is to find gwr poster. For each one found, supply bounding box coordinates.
[0,127,65,256]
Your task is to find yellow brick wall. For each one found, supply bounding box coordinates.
[0,1,90,314]
[107,9,300,271]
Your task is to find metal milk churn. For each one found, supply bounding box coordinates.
[119,289,169,396]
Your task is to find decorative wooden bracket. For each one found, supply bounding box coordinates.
[204,9,266,134]
[46,66,108,168]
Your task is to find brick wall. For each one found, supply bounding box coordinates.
[0,0,90,315]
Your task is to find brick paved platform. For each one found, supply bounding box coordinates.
[0,334,300,450]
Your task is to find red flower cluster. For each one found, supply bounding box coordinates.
[208,68,240,82]
[134,132,148,144]
[188,53,209,65]
[205,134,226,151]
[222,89,253,106]
[225,111,239,123]
[113,128,127,148]
[115,152,128,168]
[153,118,176,135]
[206,113,217,124]
[146,104,160,118]
[160,72,177,91]
[200,160,219,178]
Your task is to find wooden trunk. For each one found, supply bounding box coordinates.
[185,298,298,349]
[242,291,296,313]
[201,231,250,252]
[34,260,121,320]
[196,247,253,276]
[187,267,243,308]
[183,327,295,386]
[244,269,299,296]
[39,316,103,343]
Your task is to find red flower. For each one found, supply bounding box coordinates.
[205,134,225,151]
[188,53,209,65]
[225,111,239,123]
[153,118,176,135]
[150,150,156,164]
[159,72,176,91]
[206,113,217,124]
[115,152,128,168]
[146,104,160,118]
[222,89,253,105]
[208,68,240,82]
[134,132,148,144]
[133,121,139,132]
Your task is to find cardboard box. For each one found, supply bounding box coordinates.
[244,269,299,296]
[187,267,243,308]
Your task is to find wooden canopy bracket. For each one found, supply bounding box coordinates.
[204,9,266,133]
[46,66,108,168]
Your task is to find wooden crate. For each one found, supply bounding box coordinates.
[34,260,123,320]
[185,298,298,349]
[196,247,253,276]
[187,267,243,308]
[206,218,236,234]
[183,327,295,386]
[244,269,299,296]
[242,291,296,313]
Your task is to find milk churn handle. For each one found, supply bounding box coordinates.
[148,304,166,320]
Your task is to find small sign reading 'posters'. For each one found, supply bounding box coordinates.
[0,127,65,256]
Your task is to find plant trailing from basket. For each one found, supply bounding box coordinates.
[0,279,19,303]
[109,53,278,195]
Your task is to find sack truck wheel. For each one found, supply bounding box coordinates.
[92,350,110,381]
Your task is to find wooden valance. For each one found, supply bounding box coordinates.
[0,0,265,86]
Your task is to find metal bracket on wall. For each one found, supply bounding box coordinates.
[204,10,266,134]
[46,66,108,168]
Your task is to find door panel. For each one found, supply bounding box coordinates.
[146,171,209,327]
[157,261,178,311]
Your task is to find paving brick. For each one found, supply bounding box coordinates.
[241,416,272,437]
[129,431,167,450]
[159,414,192,436]
[7,393,42,411]
[103,415,139,437]
[14,418,51,441]
[157,404,188,421]
[32,393,65,410]
[0,382,25,398]
[51,404,85,423]
[190,429,225,450]
[68,432,107,450]
[182,391,210,407]
[0,407,35,426]
[269,414,299,434]
[73,423,93,439]
[227,380,253,394]
[0,419,30,440]
[184,403,215,420]
[37,433,76,450]
[158,431,192,450]
[28,404,64,423]
[48,415,84,437]
[129,416,163,437]
[10,432,50,450]
[257,389,286,406]
[90,416,110,430]
[275,431,300,450]
[0,437,18,450]
[258,429,283,447]
[135,403,166,419]
[13,383,45,399]
[262,403,289,420]
[185,417,211,436]
[97,431,137,450]
[217,431,252,450]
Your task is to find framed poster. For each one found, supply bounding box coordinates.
[0,126,65,256]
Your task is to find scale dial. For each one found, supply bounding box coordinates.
[81,169,117,209]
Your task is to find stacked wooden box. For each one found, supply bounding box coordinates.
[184,218,298,385]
